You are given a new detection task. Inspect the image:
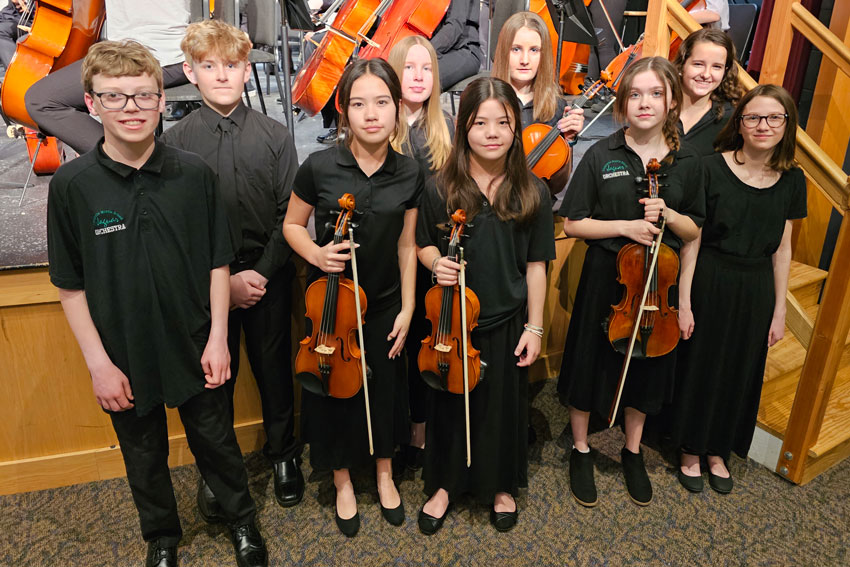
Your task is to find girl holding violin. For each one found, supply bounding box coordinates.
[283,58,423,537]
[672,85,806,494]
[674,28,743,157]
[491,11,584,192]
[557,57,705,507]
[387,36,454,471]
[416,77,555,533]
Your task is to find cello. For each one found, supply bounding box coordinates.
[606,158,680,425]
[357,0,450,61]
[530,0,592,95]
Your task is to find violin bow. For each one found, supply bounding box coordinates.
[348,226,374,455]
[458,246,472,468]
[595,0,625,53]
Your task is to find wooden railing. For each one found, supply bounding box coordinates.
[645,0,850,483]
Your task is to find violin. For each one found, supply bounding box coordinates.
[522,78,606,181]
[418,209,484,466]
[357,0,450,61]
[291,0,387,115]
[606,158,680,425]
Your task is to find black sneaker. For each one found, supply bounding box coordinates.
[317,128,338,144]
[569,448,598,507]
[621,447,653,506]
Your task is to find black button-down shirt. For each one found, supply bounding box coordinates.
[678,100,733,157]
[293,144,424,312]
[559,128,706,255]
[47,140,234,416]
[161,102,297,278]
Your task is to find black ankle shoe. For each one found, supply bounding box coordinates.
[273,459,304,508]
[229,521,268,567]
[621,447,653,506]
[335,507,360,537]
[405,445,424,471]
[146,541,177,567]
[196,477,224,524]
[417,503,450,536]
[569,448,598,507]
[489,508,518,532]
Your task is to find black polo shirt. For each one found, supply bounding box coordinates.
[160,102,297,278]
[292,144,424,312]
[520,96,569,130]
[416,178,556,330]
[47,140,234,416]
[559,128,706,255]
[678,100,733,157]
[406,111,454,175]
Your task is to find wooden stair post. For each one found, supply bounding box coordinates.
[760,0,797,85]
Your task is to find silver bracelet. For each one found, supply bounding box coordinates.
[430,256,441,284]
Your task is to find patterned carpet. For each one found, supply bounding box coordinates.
[1,379,848,567]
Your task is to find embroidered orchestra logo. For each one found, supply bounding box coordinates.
[92,210,127,236]
[601,160,630,180]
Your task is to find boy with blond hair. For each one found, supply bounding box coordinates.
[47,41,267,567]
[161,19,303,518]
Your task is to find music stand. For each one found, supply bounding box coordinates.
[545,0,597,77]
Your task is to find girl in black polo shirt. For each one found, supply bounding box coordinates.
[416,77,555,534]
[673,28,743,156]
[672,85,806,494]
[557,57,705,507]
[283,59,423,537]
[491,11,583,192]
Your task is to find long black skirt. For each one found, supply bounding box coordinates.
[670,247,775,460]
[557,246,677,419]
[422,311,528,504]
[301,302,410,470]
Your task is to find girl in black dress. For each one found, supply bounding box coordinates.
[673,28,743,156]
[388,36,454,471]
[558,57,705,507]
[416,77,555,533]
[673,85,806,493]
[283,59,423,536]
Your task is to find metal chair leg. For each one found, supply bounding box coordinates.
[18,138,41,206]
[252,63,268,115]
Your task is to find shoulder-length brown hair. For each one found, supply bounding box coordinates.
[491,11,561,124]
[437,77,540,226]
[715,84,797,171]
[673,28,743,120]
[613,56,682,151]
[336,58,404,148]
[387,35,452,170]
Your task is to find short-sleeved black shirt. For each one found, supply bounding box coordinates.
[47,140,234,416]
[520,96,569,130]
[559,128,706,254]
[406,111,455,175]
[292,144,424,311]
[678,101,733,157]
[701,152,807,258]
[416,178,557,330]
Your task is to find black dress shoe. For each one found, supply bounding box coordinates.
[405,445,424,471]
[621,447,653,506]
[146,541,178,567]
[380,498,405,526]
[196,477,224,524]
[316,128,338,144]
[417,504,450,536]
[489,508,518,532]
[677,469,704,493]
[569,448,598,507]
[273,459,304,508]
[708,471,734,494]
[229,521,268,567]
[335,507,360,537]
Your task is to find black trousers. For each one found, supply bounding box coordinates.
[109,387,256,546]
[24,59,188,154]
[225,262,299,463]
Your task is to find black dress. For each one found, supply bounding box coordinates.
[416,179,556,503]
[292,145,425,470]
[677,101,733,157]
[557,129,706,419]
[671,153,807,460]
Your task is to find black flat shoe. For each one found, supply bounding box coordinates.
[273,459,304,508]
[708,471,734,494]
[677,469,704,493]
[569,448,598,507]
[621,447,653,506]
[146,541,178,567]
[489,508,518,532]
[418,504,450,536]
[335,507,360,537]
[196,477,224,524]
[229,521,268,567]
[380,499,405,526]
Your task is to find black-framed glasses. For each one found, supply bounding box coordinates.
[739,113,788,128]
[91,91,163,110]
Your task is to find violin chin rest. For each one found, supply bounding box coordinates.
[296,371,329,397]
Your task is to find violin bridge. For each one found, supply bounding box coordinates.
[643,305,659,312]
[315,344,336,355]
[435,343,452,353]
